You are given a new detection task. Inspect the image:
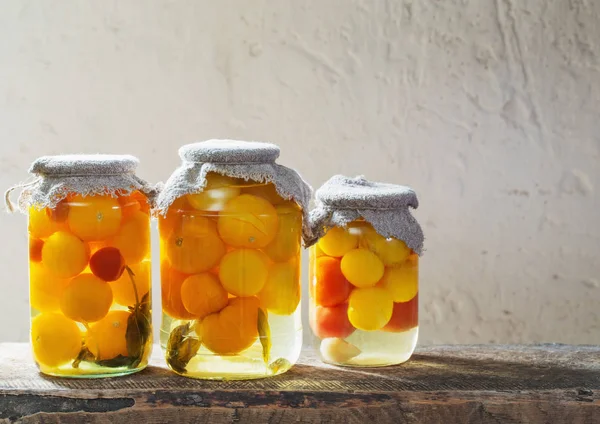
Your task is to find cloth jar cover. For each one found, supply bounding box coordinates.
[308,175,424,255]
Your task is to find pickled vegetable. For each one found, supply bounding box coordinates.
[166,228,225,274]
[258,261,300,315]
[377,261,418,303]
[347,287,393,331]
[41,231,89,278]
[311,304,355,339]
[217,194,279,248]
[32,313,82,367]
[219,249,269,297]
[340,248,384,288]
[187,174,241,211]
[199,296,260,355]
[180,273,228,318]
[314,256,351,307]
[67,195,122,241]
[317,227,357,257]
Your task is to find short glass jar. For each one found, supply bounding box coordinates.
[308,175,423,367]
[14,155,154,377]
[156,141,310,380]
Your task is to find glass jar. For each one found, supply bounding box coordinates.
[309,220,418,366]
[28,191,153,377]
[308,175,423,367]
[159,173,304,379]
[9,154,155,378]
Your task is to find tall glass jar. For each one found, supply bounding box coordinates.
[11,155,153,377]
[156,140,310,379]
[308,176,423,367]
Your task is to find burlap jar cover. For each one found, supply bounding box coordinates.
[6,154,157,212]
[308,175,424,254]
[155,139,313,242]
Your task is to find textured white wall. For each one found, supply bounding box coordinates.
[1,0,598,344]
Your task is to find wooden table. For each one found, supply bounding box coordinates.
[0,343,598,423]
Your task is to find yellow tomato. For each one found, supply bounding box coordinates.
[165,221,225,274]
[347,287,393,331]
[318,227,357,257]
[217,194,279,248]
[29,263,71,312]
[109,261,151,307]
[263,204,302,262]
[28,206,64,239]
[41,231,90,278]
[110,210,150,264]
[258,260,300,315]
[340,248,384,288]
[86,310,130,360]
[187,173,241,212]
[67,195,122,241]
[60,274,113,323]
[31,313,82,367]
[218,249,269,297]
[377,261,418,303]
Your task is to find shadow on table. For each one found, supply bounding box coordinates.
[36,352,600,393]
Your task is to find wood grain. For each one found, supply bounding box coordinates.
[0,343,598,423]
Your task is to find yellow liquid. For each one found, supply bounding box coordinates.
[316,327,418,367]
[160,310,302,379]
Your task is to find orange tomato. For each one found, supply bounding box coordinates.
[180,273,228,318]
[161,262,194,319]
[199,297,260,355]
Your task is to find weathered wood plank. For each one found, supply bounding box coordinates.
[0,343,599,423]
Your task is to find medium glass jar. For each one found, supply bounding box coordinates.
[309,220,418,366]
[159,173,304,379]
[12,155,154,378]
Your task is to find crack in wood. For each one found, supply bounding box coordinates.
[144,390,393,409]
[0,394,135,421]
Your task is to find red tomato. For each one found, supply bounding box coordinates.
[382,294,418,332]
[311,303,355,339]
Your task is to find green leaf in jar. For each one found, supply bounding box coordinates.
[124,267,152,368]
[96,355,137,368]
[126,308,151,368]
[72,346,95,369]
[257,308,271,364]
[166,322,201,374]
[138,292,151,316]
